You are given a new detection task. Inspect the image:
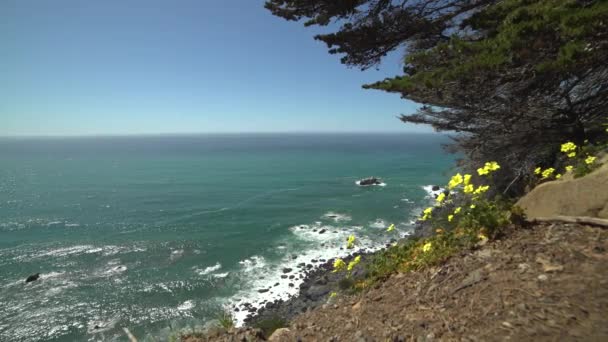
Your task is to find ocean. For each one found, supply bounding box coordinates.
[0,133,454,341]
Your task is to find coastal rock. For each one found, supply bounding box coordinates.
[282,268,293,273]
[357,177,383,186]
[305,285,330,300]
[432,185,441,191]
[25,273,40,283]
[517,162,608,219]
[268,328,291,341]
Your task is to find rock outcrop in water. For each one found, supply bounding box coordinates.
[25,273,40,283]
[357,177,382,186]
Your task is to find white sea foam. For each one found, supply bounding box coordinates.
[40,271,66,280]
[194,262,222,276]
[101,265,127,276]
[422,185,444,200]
[31,244,146,260]
[45,281,77,297]
[355,180,387,187]
[36,245,94,258]
[170,249,184,262]
[213,272,229,279]
[87,317,120,334]
[238,256,267,272]
[177,300,194,311]
[228,222,387,326]
[369,219,387,229]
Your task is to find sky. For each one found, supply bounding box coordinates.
[0,0,427,136]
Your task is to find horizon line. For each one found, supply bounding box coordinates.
[0,130,445,139]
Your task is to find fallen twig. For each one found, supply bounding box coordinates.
[123,328,138,342]
[529,216,608,228]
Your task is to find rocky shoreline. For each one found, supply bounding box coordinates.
[241,251,374,327]
[239,227,416,328]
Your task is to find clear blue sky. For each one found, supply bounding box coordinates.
[1,0,428,136]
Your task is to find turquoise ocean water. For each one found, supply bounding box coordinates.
[0,133,454,341]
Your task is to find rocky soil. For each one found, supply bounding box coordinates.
[187,221,608,341]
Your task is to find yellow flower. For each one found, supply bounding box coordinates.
[477,167,489,176]
[329,292,337,298]
[436,192,446,203]
[454,207,462,215]
[478,233,488,241]
[347,255,361,271]
[463,174,472,186]
[448,173,463,189]
[386,224,395,232]
[541,168,555,179]
[473,185,490,195]
[421,207,433,221]
[447,215,454,222]
[534,167,542,175]
[470,204,476,209]
[332,258,346,273]
[346,235,356,249]
[585,156,597,165]
[485,161,500,171]
[422,242,432,253]
[560,142,577,153]
[567,152,576,158]
[463,184,474,194]
[555,174,562,179]
[565,165,573,172]
[478,161,500,176]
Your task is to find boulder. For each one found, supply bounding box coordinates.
[517,163,608,219]
[305,285,330,300]
[269,328,291,341]
[25,273,40,283]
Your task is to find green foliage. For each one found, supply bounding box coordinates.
[253,315,287,338]
[337,276,355,291]
[456,199,511,238]
[368,194,512,283]
[216,310,235,330]
[571,144,606,178]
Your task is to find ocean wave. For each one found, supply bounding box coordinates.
[194,262,222,276]
[238,256,267,273]
[177,300,195,311]
[26,244,146,260]
[422,184,444,200]
[321,211,352,222]
[228,221,389,326]
[369,219,387,229]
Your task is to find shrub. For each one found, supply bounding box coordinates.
[253,315,287,338]
[216,310,235,330]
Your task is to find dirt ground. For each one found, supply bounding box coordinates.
[192,222,608,341]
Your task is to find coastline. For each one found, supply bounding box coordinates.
[241,251,376,327]
[229,185,442,327]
